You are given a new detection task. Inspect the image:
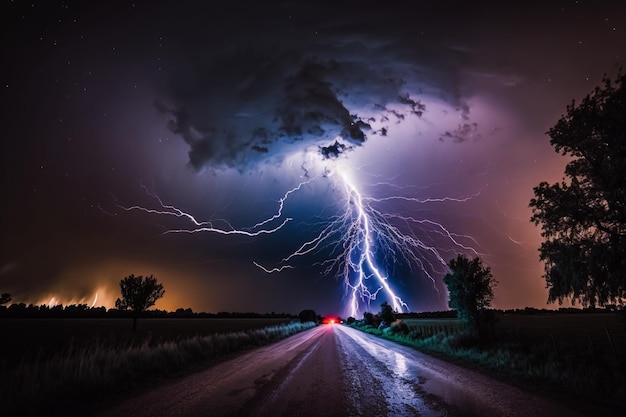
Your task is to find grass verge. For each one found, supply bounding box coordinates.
[1,320,315,416]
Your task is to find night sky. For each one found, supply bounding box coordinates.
[2,0,625,316]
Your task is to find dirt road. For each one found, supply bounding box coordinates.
[96,324,583,417]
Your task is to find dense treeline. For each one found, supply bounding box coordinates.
[392,306,620,322]
[496,306,623,314]
[1,302,620,320]
[397,310,458,319]
[0,303,297,319]
[396,306,621,320]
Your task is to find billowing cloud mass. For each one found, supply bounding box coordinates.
[154,3,475,171]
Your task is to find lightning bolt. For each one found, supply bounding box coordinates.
[120,168,481,318]
[341,171,409,315]
[255,169,480,318]
[118,183,294,236]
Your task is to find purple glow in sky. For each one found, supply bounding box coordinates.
[1,0,625,315]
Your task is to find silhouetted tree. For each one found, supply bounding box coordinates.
[363,311,374,326]
[379,301,395,325]
[298,309,317,323]
[0,293,11,305]
[115,274,164,331]
[443,254,497,335]
[530,73,626,308]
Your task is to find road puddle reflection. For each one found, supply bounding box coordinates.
[393,351,408,377]
[337,325,451,417]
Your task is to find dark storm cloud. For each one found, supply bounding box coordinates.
[440,122,481,143]
[153,3,479,171]
[319,140,349,159]
[158,56,416,170]
[278,60,371,143]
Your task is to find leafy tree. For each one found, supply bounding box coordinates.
[530,73,626,307]
[0,293,11,305]
[115,274,164,331]
[298,309,317,323]
[363,311,374,326]
[379,301,395,324]
[443,254,497,334]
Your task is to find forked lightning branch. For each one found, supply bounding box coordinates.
[121,169,479,318]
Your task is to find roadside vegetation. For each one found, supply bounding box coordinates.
[0,319,316,416]
[350,306,625,415]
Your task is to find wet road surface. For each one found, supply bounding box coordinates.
[97,324,583,417]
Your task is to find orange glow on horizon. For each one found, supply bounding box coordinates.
[20,261,210,312]
[12,260,212,312]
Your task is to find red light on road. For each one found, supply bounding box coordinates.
[322,316,339,324]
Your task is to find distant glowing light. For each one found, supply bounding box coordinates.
[34,289,109,309]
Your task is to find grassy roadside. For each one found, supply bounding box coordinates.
[1,320,316,417]
[349,322,625,416]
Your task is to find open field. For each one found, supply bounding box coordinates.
[496,313,625,358]
[0,318,314,416]
[404,312,625,358]
[0,318,293,369]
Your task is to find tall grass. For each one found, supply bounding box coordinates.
[351,323,625,413]
[0,321,315,416]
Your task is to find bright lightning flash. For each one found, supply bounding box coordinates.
[120,168,480,318]
[341,171,409,316]
[262,169,480,318]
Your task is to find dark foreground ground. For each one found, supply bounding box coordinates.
[0,317,293,366]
